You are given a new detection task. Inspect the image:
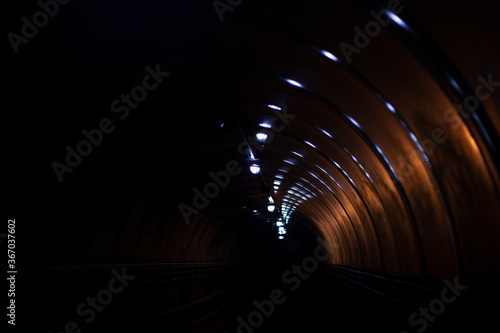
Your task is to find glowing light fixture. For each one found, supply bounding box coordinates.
[287,79,303,88]
[385,102,396,114]
[256,132,268,142]
[387,12,407,28]
[305,141,316,148]
[322,50,338,61]
[318,128,333,139]
[250,165,260,174]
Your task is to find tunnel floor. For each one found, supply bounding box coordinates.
[186,265,493,333]
[219,268,402,333]
[21,261,498,332]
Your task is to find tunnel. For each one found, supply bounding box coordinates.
[6,0,500,332]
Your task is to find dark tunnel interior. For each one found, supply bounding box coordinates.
[5,0,500,332]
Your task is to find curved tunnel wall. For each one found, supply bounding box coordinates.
[12,0,500,290]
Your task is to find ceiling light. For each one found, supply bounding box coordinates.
[268,104,282,111]
[387,12,408,28]
[347,115,361,128]
[305,141,316,148]
[322,50,338,61]
[385,102,396,114]
[287,79,303,88]
[250,165,260,174]
[256,132,268,142]
[318,128,333,139]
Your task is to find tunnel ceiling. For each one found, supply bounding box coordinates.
[8,0,500,288]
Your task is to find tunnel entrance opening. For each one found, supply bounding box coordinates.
[239,219,320,275]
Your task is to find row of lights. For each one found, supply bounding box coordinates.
[249,115,277,175]
[273,173,289,240]
[246,106,289,239]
